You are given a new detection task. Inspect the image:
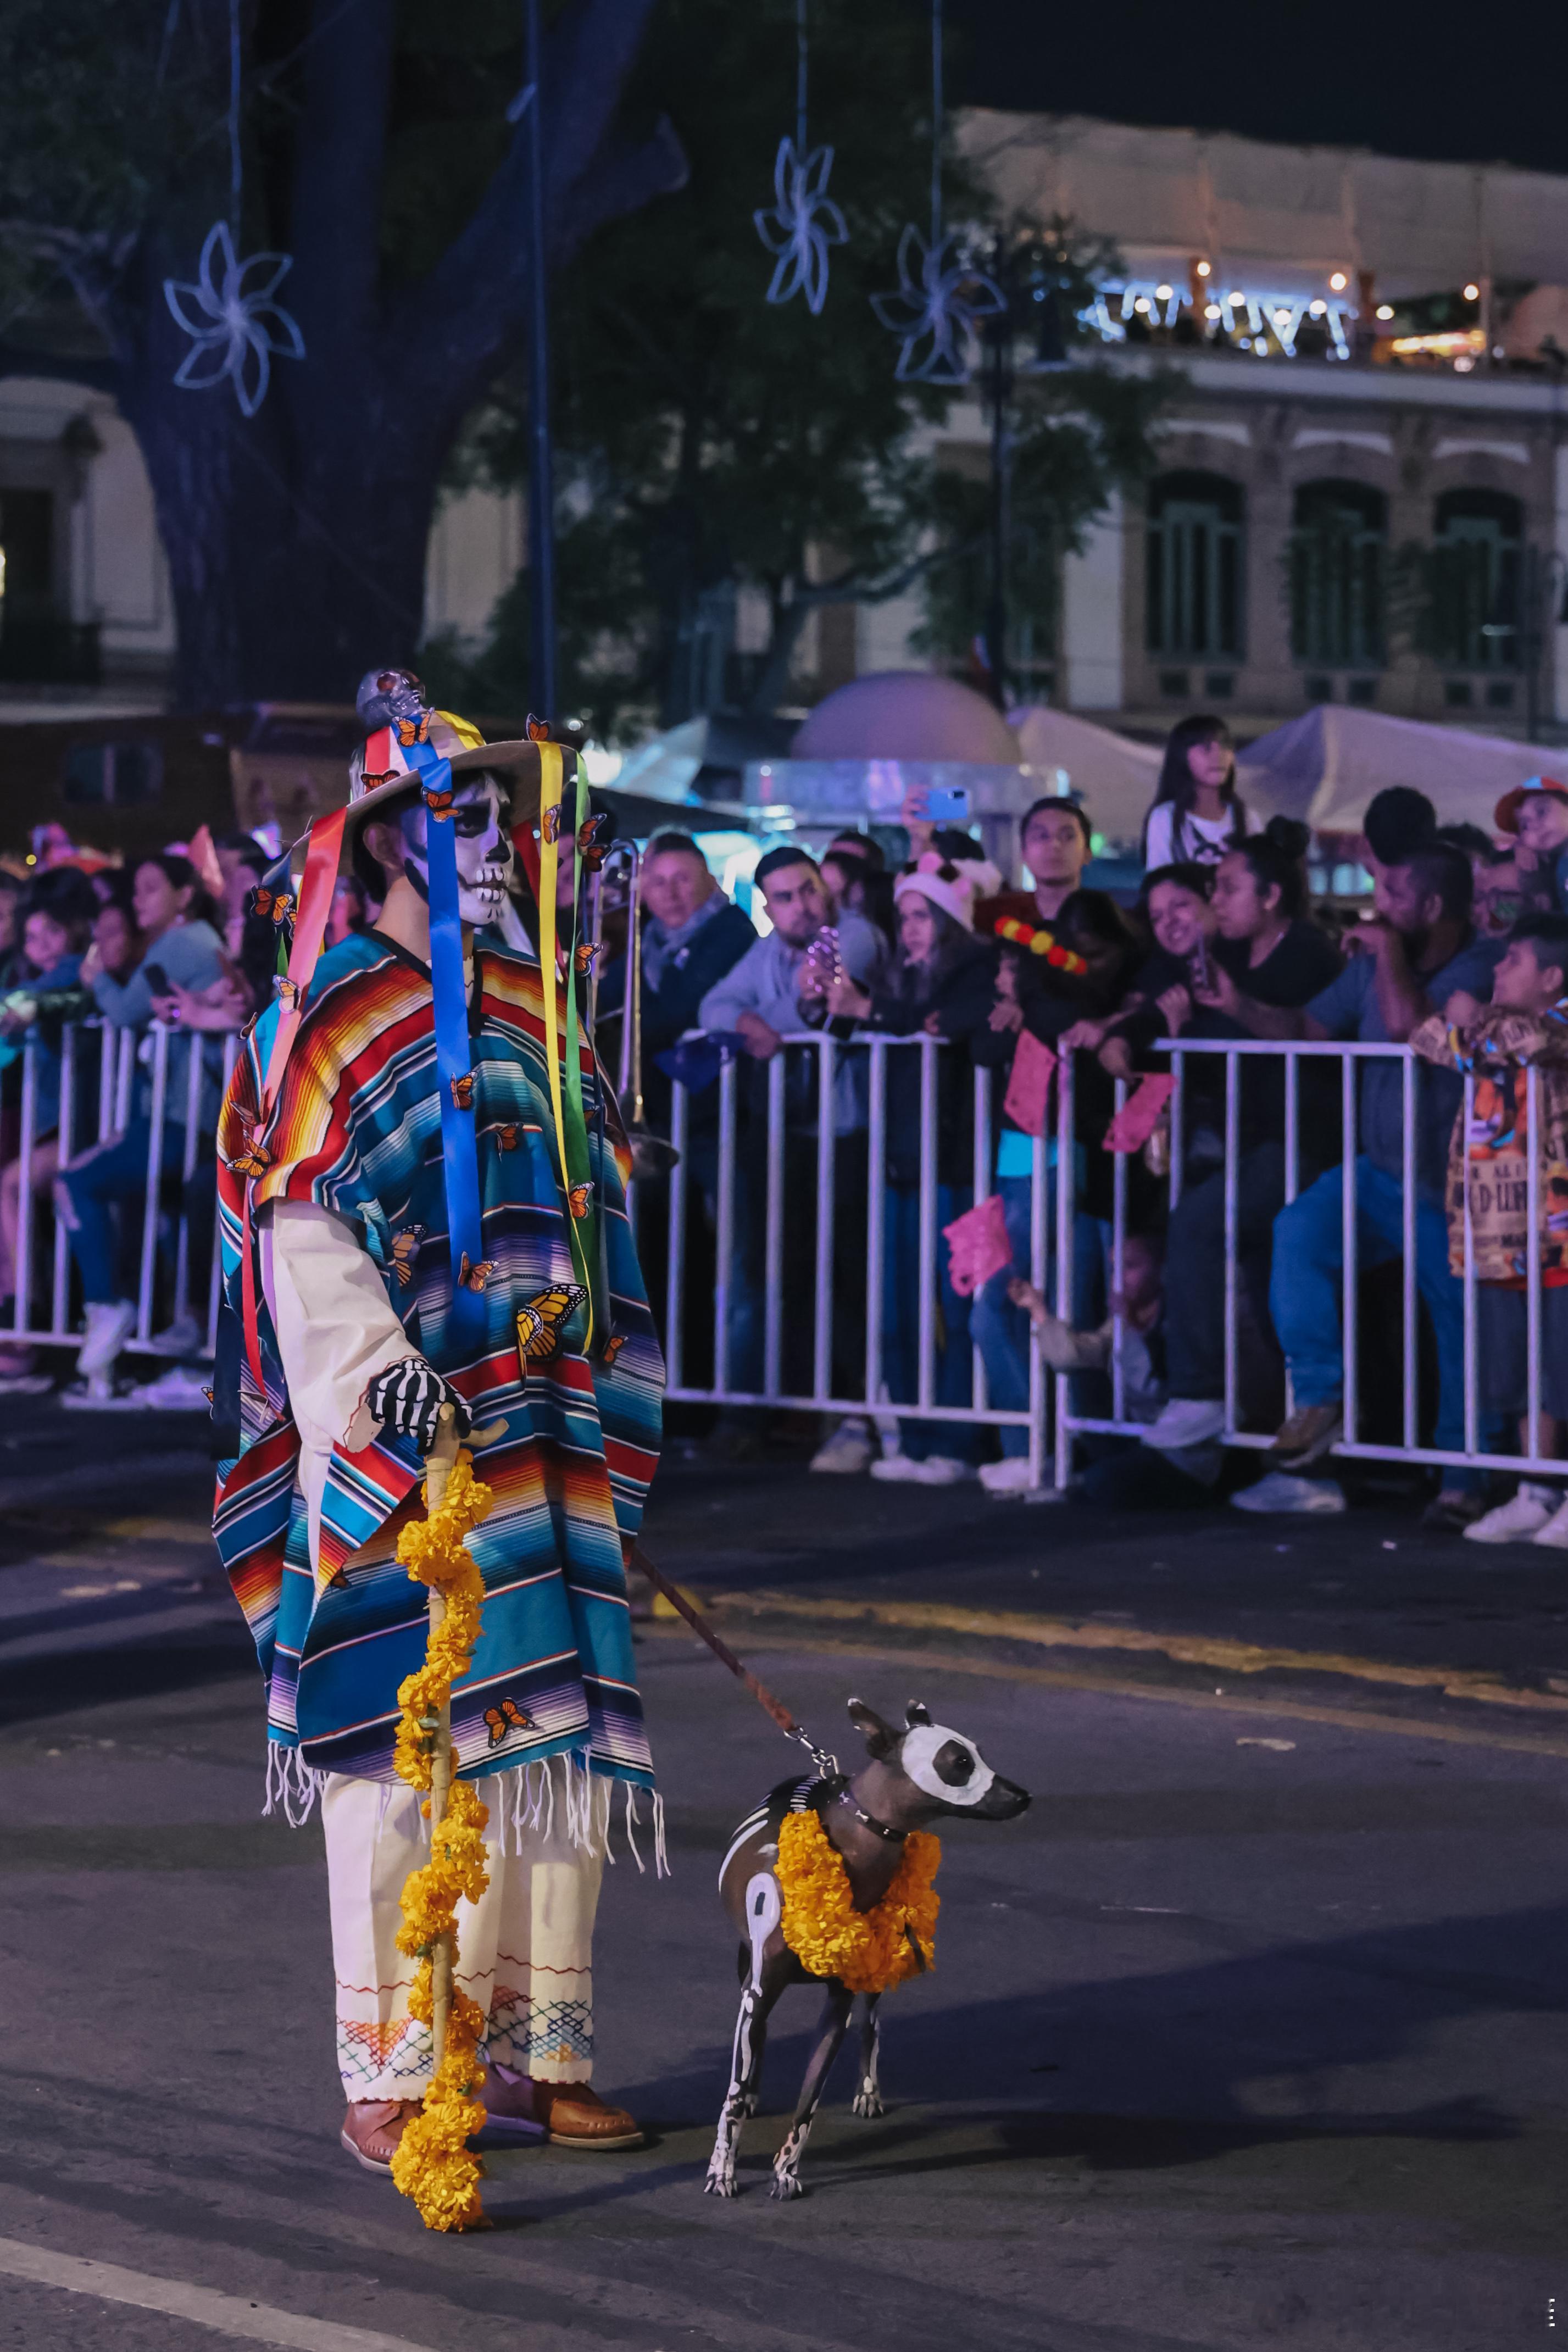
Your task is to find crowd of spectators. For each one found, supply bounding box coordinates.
[0,829,380,1409]
[607,721,1568,1542]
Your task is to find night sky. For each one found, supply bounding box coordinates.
[953,0,1566,178]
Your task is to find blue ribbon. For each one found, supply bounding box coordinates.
[404,744,487,1352]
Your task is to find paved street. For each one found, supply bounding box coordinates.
[0,1398,1563,2349]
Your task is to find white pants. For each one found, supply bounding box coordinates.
[323,1768,603,2101]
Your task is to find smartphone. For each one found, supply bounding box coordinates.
[1187,939,1211,995]
[921,786,971,825]
[142,961,169,993]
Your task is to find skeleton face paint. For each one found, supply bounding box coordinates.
[398,772,513,928]
[898,1723,996,1808]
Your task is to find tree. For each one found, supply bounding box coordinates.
[0,0,685,705]
[429,8,1170,737]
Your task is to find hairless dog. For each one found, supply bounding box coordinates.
[706,1697,1030,2200]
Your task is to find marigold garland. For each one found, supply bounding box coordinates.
[386,1448,497,2232]
[775,1809,941,1995]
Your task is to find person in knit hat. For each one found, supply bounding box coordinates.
[821,854,999,1484]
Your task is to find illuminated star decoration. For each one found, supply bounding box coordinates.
[870,223,1005,384]
[163,221,306,419]
[755,136,848,316]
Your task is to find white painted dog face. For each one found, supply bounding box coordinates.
[397,771,514,928]
[848,1698,1030,1821]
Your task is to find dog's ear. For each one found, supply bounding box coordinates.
[905,1701,932,1728]
[847,1697,899,1758]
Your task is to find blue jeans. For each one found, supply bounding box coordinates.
[970,1174,1105,1460]
[880,1182,974,1460]
[1269,1155,1482,1492]
[58,1121,205,1307]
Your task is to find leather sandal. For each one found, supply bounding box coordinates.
[341,2098,424,2174]
[529,2082,643,2149]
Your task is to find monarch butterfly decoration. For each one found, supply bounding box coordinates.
[573,939,600,978]
[450,1072,474,1111]
[525,714,553,742]
[390,1225,425,1288]
[275,977,300,1013]
[540,803,562,846]
[566,1182,593,1220]
[458,1252,496,1293]
[483,1696,532,1747]
[600,1333,626,1369]
[515,1285,586,1374]
[492,1123,519,1152]
[421,783,456,819]
[251,886,294,925]
[227,1110,271,1180]
[396,710,433,748]
[577,813,612,872]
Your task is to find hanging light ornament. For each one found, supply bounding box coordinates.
[754,0,847,316]
[871,0,1004,382]
[163,0,304,418]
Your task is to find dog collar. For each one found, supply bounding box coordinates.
[836,1791,907,1843]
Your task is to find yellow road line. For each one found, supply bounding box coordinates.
[704,1589,1568,1716]
[658,1623,1568,1758]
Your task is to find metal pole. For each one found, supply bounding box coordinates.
[1110,1077,1126,1427]
[812,1041,835,1403]
[1222,1053,1238,1441]
[1341,1053,1357,1447]
[524,0,555,716]
[666,1076,688,1392]
[1401,1052,1417,1452]
[917,1039,938,1410]
[137,1027,170,1344]
[714,1058,735,1392]
[1463,1071,1478,1458]
[765,1053,785,1398]
[865,1041,887,1413]
[1527,1063,1542,1459]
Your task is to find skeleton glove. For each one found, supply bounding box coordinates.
[365,1358,471,1454]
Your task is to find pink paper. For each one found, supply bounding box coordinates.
[1104,1073,1175,1154]
[1003,1032,1057,1137]
[943,1193,1013,1298]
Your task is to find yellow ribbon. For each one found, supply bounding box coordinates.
[533,742,592,1343]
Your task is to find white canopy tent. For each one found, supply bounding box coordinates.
[1237,705,1558,837]
[1009,703,1163,849]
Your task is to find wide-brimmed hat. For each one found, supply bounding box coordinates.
[1494,774,1568,835]
[275,669,583,883]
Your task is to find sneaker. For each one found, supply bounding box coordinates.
[1463,1484,1555,1544]
[77,1298,137,1380]
[979,1455,1036,1496]
[1269,1403,1343,1470]
[917,1455,975,1485]
[1532,1497,1568,1550]
[809,1418,872,1475]
[60,1375,148,1411]
[1232,1469,1347,1515]
[1141,1398,1227,1452]
[137,1364,214,1412]
[869,1452,927,1483]
[148,1313,204,1358]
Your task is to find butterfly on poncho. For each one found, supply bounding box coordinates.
[515,1285,586,1374]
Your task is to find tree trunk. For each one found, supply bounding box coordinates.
[13,0,686,709]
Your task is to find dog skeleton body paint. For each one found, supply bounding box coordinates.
[706,1699,1028,2201]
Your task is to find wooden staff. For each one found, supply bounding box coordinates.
[424,1402,461,2071]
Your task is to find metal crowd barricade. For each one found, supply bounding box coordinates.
[657,1031,1054,1483]
[3,1019,237,1358]
[1056,1035,1560,1483]
[655,1026,1559,1494]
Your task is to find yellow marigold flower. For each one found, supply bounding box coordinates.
[774,1810,941,1995]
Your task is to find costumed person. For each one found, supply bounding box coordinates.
[210,670,664,2179]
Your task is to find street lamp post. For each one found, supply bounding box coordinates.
[523,0,556,718]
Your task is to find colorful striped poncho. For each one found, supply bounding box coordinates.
[212,929,664,1797]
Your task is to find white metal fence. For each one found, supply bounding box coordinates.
[3,1020,237,1358]
[642,1030,1562,1491]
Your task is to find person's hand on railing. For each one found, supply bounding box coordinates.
[735,1008,785,1060]
[1155,983,1192,1035]
[1058,1017,1109,1054]
[988,996,1025,1035]
[1097,1034,1136,1080]
[157,975,253,1033]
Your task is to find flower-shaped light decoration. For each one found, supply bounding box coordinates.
[163,221,306,419]
[755,136,848,316]
[871,223,1007,384]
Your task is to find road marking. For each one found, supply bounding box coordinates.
[0,2234,438,2351]
[665,1623,1568,1757]
[708,1588,1568,1716]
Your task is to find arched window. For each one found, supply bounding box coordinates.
[1146,472,1244,659]
[1289,480,1386,668]
[1431,488,1523,671]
